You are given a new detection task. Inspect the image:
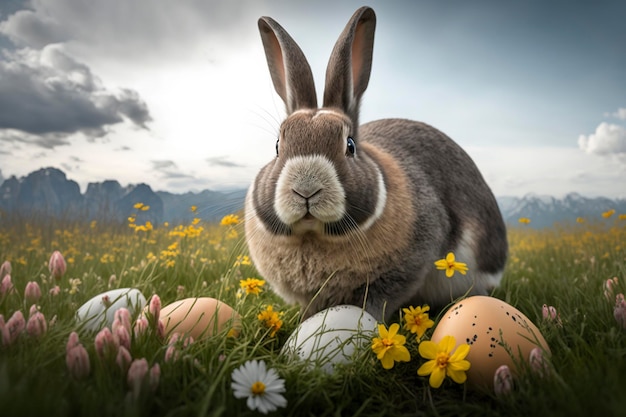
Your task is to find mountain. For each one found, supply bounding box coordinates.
[497,192,626,227]
[0,167,624,228]
[0,167,247,225]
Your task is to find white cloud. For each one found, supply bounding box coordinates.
[578,122,626,156]
[466,145,626,198]
[612,108,626,120]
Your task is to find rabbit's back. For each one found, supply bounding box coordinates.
[361,118,508,280]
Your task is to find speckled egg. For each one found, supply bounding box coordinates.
[430,296,550,389]
[159,297,241,340]
[281,305,377,373]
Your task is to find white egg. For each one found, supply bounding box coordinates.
[76,288,146,332]
[281,305,377,373]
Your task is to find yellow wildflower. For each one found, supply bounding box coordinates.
[518,217,531,224]
[240,278,265,295]
[190,205,198,213]
[140,205,150,211]
[602,209,615,218]
[133,202,144,210]
[417,335,471,388]
[221,214,240,226]
[258,305,283,337]
[234,255,252,267]
[402,305,435,340]
[371,323,411,370]
[434,252,468,278]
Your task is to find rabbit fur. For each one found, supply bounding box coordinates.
[244,6,508,321]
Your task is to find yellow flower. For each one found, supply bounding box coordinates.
[239,278,265,295]
[258,305,283,337]
[434,252,468,278]
[140,205,150,211]
[518,217,531,224]
[371,323,411,370]
[234,255,252,267]
[619,214,626,220]
[417,335,471,388]
[133,202,144,210]
[190,205,198,213]
[221,214,240,226]
[576,217,585,223]
[602,209,615,218]
[402,305,435,340]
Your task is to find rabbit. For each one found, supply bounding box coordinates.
[244,6,508,322]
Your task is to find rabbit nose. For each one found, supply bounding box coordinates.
[292,187,321,200]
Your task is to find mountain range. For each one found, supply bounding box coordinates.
[0,167,624,228]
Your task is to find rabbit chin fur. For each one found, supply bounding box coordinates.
[244,7,508,321]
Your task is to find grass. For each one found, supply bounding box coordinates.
[0,208,625,417]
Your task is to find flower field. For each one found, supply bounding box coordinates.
[0,207,625,416]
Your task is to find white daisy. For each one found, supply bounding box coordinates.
[231,359,287,414]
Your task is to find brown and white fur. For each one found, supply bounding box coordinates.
[245,7,508,322]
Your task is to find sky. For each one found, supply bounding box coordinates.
[0,0,625,198]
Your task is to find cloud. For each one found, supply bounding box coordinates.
[612,108,626,120]
[0,46,151,144]
[0,0,263,63]
[151,160,194,179]
[0,129,70,149]
[578,122,626,156]
[206,156,243,168]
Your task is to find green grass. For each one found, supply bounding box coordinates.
[0,211,625,416]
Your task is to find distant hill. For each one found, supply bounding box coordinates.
[0,167,246,225]
[0,167,624,228]
[497,193,626,228]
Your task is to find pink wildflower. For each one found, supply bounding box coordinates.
[529,347,551,377]
[24,281,42,304]
[48,251,67,280]
[493,365,514,397]
[0,315,9,346]
[614,293,626,330]
[6,310,26,345]
[0,275,14,296]
[604,277,619,302]
[0,261,10,279]
[112,308,132,335]
[127,359,161,394]
[49,285,61,296]
[94,327,118,360]
[26,311,47,338]
[541,304,562,326]
[148,294,161,323]
[116,346,132,373]
[114,325,131,351]
[133,316,149,339]
[66,332,90,380]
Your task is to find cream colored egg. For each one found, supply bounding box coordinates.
[160,297,240,340]
[431,296,550,389]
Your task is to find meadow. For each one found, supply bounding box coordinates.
[0,205,625,417]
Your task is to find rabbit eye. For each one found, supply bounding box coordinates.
[275,139,280,157]
[346,137,356,157]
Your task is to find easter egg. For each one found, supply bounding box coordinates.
[76,288,146,332]
[159,297,241,340]
[430,296,550,389]
[281,305,377,373]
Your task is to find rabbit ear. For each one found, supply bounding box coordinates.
[258,16,318,114]
[323,7,376,127]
